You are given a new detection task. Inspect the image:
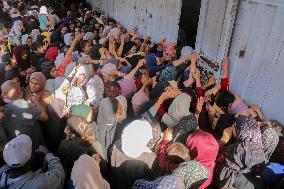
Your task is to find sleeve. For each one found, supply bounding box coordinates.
[57,52,72,77]
[221,78,229,91]
[158,140,178,172]
[196,87,204,97]
[35,153,65,189]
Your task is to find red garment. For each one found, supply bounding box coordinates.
[186,130,219,189]
[221,78,229,91]
[158,140,178,172]
[196,87,204,97]
[135,77,143,91]
[45,47,59,62]
[57,52,71,77]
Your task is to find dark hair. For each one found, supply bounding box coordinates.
[41,60,55,79]
[270,137,284,164]
[216,91,235,110]
[79,40,91,53]
[30,42,42,51]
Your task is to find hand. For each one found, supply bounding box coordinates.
[29,93,40,105]
[74,33,84,42]
[143,77,152,87]
[159,87,180,102]
[35,145,50,154]
[92,154,101,164]
[207,75,216,85]
[190,53,200,62]
[159,37,166,45]
[192,69,201,81]
[137,59,146,68]
[196,96,205,114]
[221,124,235,143]
[163,128,173,141]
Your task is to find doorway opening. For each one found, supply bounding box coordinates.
[177,0,202,50]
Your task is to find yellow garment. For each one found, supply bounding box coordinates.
[41,31,50,38]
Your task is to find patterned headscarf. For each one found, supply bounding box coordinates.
[261,127,279,163]
[173,114,198,144]
[30,29,41,42]
[8,20,23,46]
[66,87,86,111]
[133,176,184,189]
[219,115,265,188]
[86,75,104,108]
[100,63,116,79]
[71,65,93,87]
[119,77,137,99]
[172,161,210,189]
[104,81,121,98]
[159,66,178,82]
[29,72,47,90]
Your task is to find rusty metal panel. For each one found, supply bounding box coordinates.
[88,0,182,43]
[229,0,284,124]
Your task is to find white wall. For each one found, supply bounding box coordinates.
[229,0,284,124]
[87,0,182,43]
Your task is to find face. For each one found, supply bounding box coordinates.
[50,67,58,78]
[36,45,44,54]
[0,35,8,44]
[19,23,24,32]
[21,51,28,60]
[74,27,81,36]
[42,40,49,51]
[26,38,33,46]
[69,34,75,44]
[29,79,41,93]
[70,24,75,31]
[129,45,137,55]
[116,102,123,120]
[61,26,68,36]
[83,42,92,54]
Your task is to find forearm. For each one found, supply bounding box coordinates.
[172,57,188,67]
[117,41,124,57]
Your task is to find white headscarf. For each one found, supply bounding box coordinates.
[121,120,153,158]
[39,6,48,15]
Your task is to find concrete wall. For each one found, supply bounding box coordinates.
[88,0,182,43]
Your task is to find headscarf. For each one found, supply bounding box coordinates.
[67,116,95,144]
[21,34,30,45]
[186,130,219,189]
[180,46,193,58]
[4,69,20,81]
[132,176,184,189]
[64,33,74,46]
[219,115,265,188]
[261,127,279,163]
[173,114,198,144]
[30,29,41,42]
[71,65,93,87]
[13,45,29,70]
[29,72,47,90]
[8,20,23,46]
[45,47,59,62]
[119,77,137,98]
[71,154,110,189]
[108,28,121,39]
[54,77,70,102]
[70,104,92,120]
[66,87,86,111]
[39,6,48,15]
[115,95,128,122]
[86,75,104,108]
[55,53,65,69]
[94,97,119,158]
[162,93,191,128]
[172,161,210,189]
[83,32,95,43]
[102,26,112,38]
[121,120,153,158]
[104,81,121,98]
[131,90,149,116]
[159,66,178,82]
[100,63,116,79]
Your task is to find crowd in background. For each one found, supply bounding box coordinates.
[0,0,283,188]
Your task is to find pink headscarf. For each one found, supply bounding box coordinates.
[119,77,137,98]
[163,42,176,57]
[102,26,112,38]
[120,33,130,43]
[131,90,149,116]
[45,47,59,63]
[186,130,219,189]
[30,72,47,90]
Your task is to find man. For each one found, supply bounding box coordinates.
[0,135,65,189]
[0,1,12,30]
[30,42,45,71]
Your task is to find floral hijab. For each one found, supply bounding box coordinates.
[8,20,23,46]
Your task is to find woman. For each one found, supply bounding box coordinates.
[261,125,279,163]
[110,120,158,189]
[94,95,127,159]
[219,115,266,188]
[8,20,24,46]
[58,116,96,180]
[186,130,219,189]
[39,6,49,32]
[25,72,52,108]
[13,44,31,71]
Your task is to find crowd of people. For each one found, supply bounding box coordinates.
[0,0,283,188]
